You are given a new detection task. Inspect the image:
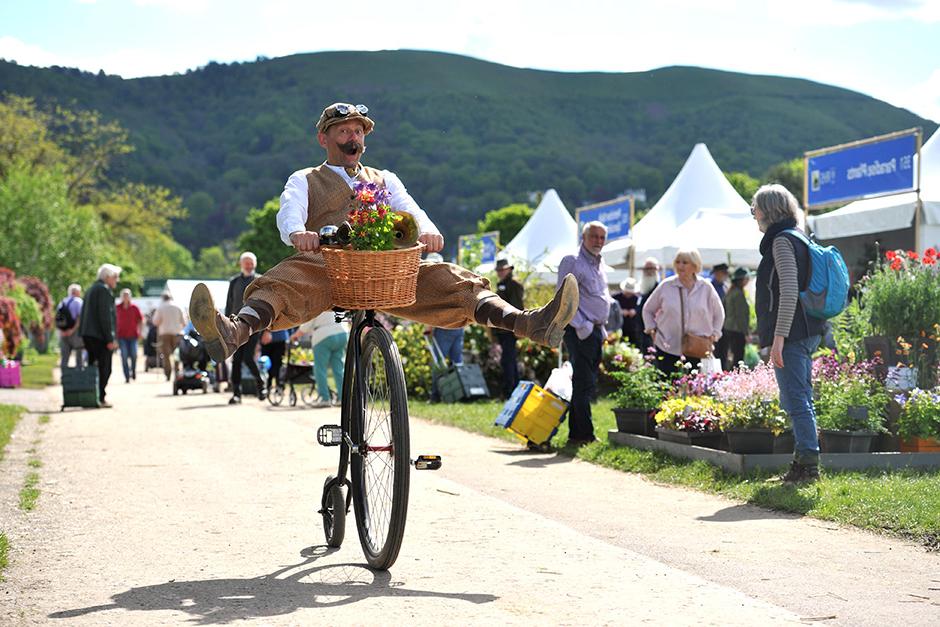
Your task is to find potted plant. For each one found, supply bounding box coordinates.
[610,364,668,436]
[895,388,940,452]
[861,248,940,389]
[712,362,788,454]
[653,396,726,449]
[814,373,889,453]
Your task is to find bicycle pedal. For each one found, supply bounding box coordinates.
[317,425,343,447]
[413,455,442,470]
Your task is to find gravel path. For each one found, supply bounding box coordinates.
[0,360,937,625]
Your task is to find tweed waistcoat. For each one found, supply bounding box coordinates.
[303,163,385,232]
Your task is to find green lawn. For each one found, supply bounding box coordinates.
[19,352,57,389]
[410,397,940,550]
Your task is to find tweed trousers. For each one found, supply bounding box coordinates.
[244,253,495,330]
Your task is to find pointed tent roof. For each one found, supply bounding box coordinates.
[500,188,579,270]
[602,143,761,268]
[809,127,940,239]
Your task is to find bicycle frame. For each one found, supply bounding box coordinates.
[321,309,374,512]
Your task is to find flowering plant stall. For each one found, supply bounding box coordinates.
[895,388,940,451]
[654,396,728,448]
[861,248,940,388]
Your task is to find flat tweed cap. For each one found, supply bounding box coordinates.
[317,102,375,135]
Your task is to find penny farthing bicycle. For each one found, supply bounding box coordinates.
[315,225,441,571]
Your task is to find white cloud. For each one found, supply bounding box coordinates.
[0,36,62,67]
[886,69,940,123]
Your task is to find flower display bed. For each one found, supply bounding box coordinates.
[655,426,721,449]
[607,431,940,475]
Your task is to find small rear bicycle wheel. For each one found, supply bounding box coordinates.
[350,326,410,570]
[321,475,346,547]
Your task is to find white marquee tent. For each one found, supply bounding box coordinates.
[479,188,580,280]
[808,127,940,253]
[602,143,763,270]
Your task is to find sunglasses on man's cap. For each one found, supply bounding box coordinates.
[330,103,369,118]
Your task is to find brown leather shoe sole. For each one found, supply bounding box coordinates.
[189,283,227,363]
[542,274,579,346]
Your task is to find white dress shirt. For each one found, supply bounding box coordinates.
[276,163,441,246]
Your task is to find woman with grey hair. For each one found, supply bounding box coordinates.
[752,183,825,484]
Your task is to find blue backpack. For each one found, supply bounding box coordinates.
[783,229,849,319]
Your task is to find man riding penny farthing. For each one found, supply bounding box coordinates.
[189,102,580,570]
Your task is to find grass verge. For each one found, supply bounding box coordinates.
[19,472,40,511]
[410,397,940,550]
[0,404,27,462]
[19,352,58,389]
[0,532,8,582]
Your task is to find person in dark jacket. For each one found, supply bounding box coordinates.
[494,258,524,398]
[79,263,121,407]
[752,184,826,484]
[613,277,642,347]
[226,252,265,404]
[719,267,751,370]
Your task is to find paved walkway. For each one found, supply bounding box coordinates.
[0,360,937,625]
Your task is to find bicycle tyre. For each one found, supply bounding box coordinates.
[350,326,410,570]
[322,475,346,547]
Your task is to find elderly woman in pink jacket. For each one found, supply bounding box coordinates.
[641,248,725,375]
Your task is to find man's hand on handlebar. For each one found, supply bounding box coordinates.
[419,232,444,253]
[290,230,320,252]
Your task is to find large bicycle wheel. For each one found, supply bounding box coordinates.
[350,326,410,570]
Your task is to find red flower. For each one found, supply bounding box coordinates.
[925,247,937,258]
[890,258,903,271]
[924,257,937,266]
[907,250,919,260]
[885,250,897,260]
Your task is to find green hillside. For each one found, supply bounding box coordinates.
[1,49,934,253]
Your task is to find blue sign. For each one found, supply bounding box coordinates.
[458,232,499,265]
[576,196,633,242]
[806,132,918,208]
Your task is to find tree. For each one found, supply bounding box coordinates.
[724,171,760,203]
[762,158,804,201]
[192,246,235,279]
[236,198,294,273]
[476,203,534,244]
[0,164,104,298]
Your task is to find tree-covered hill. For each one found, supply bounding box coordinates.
[1,50,934,253]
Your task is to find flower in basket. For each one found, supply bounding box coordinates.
[895,387,940,440]
[346,181,420,251]
[601,341,644,374]
[655,396,728,433]
[712,362,788,433]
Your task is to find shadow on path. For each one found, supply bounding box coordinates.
[49,546,497,624]
[696,503,805,523]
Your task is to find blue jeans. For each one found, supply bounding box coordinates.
[774,335,821,464]
[314,332,347,401]
[432,328,464,366]
[118,337,138,381]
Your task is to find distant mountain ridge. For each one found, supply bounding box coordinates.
[1,49,934,252]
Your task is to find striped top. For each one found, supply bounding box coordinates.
[772,236,799,338]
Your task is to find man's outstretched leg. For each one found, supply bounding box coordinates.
[189,283,273,363]
[472,274,579,347]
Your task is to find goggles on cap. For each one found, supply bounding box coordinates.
[330,103,369,119]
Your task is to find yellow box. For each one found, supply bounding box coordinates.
[495,381,569,445]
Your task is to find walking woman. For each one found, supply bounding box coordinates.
[752,184,826,484]
[641,247,724,376]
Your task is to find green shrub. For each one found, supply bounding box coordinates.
[610,365,667,409]
[895,388,940,440]
[815,375,889,432]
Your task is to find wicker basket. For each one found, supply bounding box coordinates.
[321,244,424,310]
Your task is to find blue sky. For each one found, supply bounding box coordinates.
[2,0,939,122]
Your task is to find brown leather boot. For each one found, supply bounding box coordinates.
[189,283,253,362]
[514,274,579,346]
